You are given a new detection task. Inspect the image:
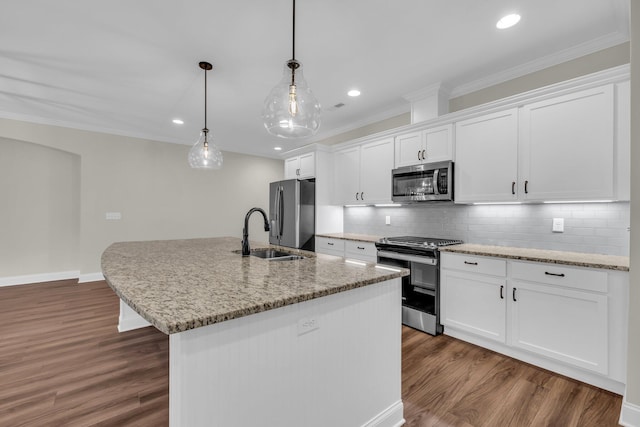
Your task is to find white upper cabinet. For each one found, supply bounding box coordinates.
[333,137,394,205]
[454,109,519,203]
[360,138,394,203]
[394,124,453,168]
[284,152,315,180]
[519,85,615,201]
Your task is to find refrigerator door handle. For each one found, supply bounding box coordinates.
[278,186,284,238]
[271,186,280,238]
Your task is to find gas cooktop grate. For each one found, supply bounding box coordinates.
[379,236,463,248]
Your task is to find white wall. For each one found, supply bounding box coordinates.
[0,118,283,280]
[0,138,80,277]
[626,0,640,413]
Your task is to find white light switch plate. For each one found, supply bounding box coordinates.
[552,218,564,233]
[106,212,122,220]
[385,215,391,225]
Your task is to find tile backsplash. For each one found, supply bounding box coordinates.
[343,202,630,256]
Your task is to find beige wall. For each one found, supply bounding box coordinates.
[314,113,410,146]
[627,1,640,408]
[449,43,630,112]
[0,118,283,276]
[0,138,80,276]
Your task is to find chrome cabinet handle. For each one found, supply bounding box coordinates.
[513,287,517,302]
[545,272,565,277]
[464,261,478,265]
[524,180,529,194]
[512,181,516,195]
[500,285,504,299]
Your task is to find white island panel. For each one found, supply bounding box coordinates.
[169,278,404,427]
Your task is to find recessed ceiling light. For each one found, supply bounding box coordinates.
[496,13,521,29]
[347,89,361,97]
[172,119,184,125]
[274,146,282,151]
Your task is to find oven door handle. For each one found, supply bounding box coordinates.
[377,250,438,266]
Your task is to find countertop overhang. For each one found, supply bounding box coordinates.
[101,237,408,334]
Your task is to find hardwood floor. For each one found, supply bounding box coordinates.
[401,327,622,427]
[0,280,622,426]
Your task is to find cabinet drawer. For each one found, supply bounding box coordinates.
[345,241,377,261]
[441,253,506,277]
[316,237,345,255]
[511,261,607,293]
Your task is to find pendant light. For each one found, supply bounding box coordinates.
[262,0,321,138]
[188,61,223,169]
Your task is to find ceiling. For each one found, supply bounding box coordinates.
[0,1,630,159]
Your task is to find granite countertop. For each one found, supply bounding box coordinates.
[440,243,629,271]
[316,233,382,243]
[101,237,407,335]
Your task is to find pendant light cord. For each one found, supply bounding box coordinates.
[292,0,296,61]
[204,67,208,134]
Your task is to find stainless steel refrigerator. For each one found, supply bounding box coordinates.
[269,179,315,251]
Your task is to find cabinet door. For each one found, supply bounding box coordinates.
[360,138,394,204]
[423,124,453,162]
[520,85,615,201]
[440,269,506,343]
[284,157,299,180]
[454,108,519,203]
[333,146,361,205]
[394,131,423,168]
[510,281,608,375]
[297,152,316,179]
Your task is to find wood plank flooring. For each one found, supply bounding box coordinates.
[0,280,622,426]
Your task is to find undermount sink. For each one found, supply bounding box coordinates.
[247,248,305,261]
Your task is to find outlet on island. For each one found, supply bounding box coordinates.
[297,317,319,335]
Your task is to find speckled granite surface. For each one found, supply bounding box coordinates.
[316,233,382,243]
[440,244,629,271]
[101,237,407,335]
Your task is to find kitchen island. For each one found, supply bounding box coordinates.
[102,237,407,427]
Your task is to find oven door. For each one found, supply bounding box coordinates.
[377,250,442,335]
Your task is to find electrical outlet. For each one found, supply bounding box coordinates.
[106,212,122,220]
[297,317,319,335]
[385,215,391,225]
[552,218,564,233]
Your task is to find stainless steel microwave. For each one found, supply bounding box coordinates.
[391,161,454,202]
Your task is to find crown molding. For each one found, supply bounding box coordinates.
[450,31,629,99]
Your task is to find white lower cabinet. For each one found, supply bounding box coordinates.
[315,237,377,263]
[440,252,628,393]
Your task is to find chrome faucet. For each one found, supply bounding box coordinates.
[242,207,270,256]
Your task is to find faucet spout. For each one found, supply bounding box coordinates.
[242,207,270,256]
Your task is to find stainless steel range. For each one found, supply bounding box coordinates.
[375,236,463,335]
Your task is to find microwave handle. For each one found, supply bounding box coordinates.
[433,169,440,195]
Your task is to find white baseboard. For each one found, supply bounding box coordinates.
[0,270,80,287]
[78,272,104,283]
[362,401,405,427]
[620,397,640,427]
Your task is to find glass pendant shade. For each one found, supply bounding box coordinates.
[262,60,321,138]
[188,129,223,169]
